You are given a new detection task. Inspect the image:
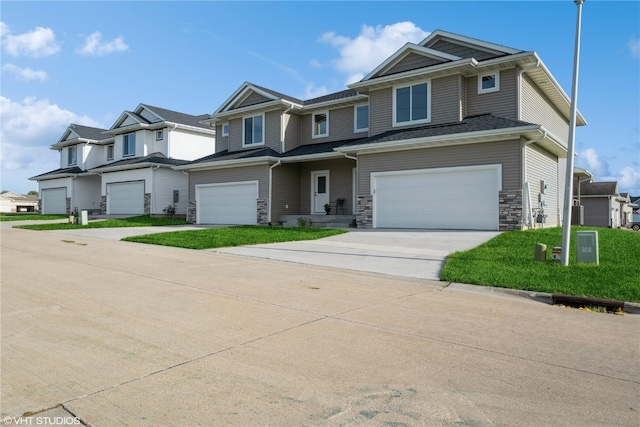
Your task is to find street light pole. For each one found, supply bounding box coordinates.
[560,0,585,266]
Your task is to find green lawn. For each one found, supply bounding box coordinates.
[122,226,346,249]
[440,227,640,302]
[15,215,188,230]
[0,213,68,221]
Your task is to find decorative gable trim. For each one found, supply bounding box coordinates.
[134,104,164,124]
[421,29,521,56]
[215,82,285,115]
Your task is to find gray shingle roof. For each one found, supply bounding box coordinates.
[303,89,360,106]
[30,166,85,180]
[249,84,304,105]
[68,124,109,140]
[189,147,281,165]
[92,152,189,170]
[140,104,211,129]
[576,181,619,196]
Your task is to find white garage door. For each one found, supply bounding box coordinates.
[41,188,67,214]
[107,181,145,215]
[197,182,258,225]
[373,166,500,230]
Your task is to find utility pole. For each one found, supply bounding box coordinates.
[561,0,585,266]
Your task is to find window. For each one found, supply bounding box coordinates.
[68,145,77,166]
[312,112,328,138]
[106,144,114,161]
[221,123,229,137]
[478,72,500,94]
[123,133,135,157]
[354,104,369,132]
[156,129,163,140]
[393,81,430,126]
[243,114,264,146]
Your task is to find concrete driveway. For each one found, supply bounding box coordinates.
[2,226,638,426]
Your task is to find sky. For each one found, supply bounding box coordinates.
[1,0,639,196]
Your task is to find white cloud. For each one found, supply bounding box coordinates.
[1,22,60,57]
[617,166,640,194]
[0,96,102,192]
[303,83,329,100]
[629,38,640,59]
[77,32,128,56]
[577,148,610,177]
[319,22,430,85]
[2,64,47,82]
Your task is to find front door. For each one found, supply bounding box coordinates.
[311,170,330,214]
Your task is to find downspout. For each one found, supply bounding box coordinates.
[71,174,77,213]
[521,131,547,227]
[150,165,160,214]
[268,160,282,225]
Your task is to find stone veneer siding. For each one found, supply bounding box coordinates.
[187,200,196,223]
[100,196,107,214]
[65,197,71,214]
[257,198,268,225]
[356,195,373,228]
[144,193,151,215]
[499,190,523,231]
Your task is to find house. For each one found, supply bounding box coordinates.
[0,191,39,213]
[31,104,216,215]
[177,30,586,231]
[574,181,631,228]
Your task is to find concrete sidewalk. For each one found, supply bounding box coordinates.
[2,227,638,426]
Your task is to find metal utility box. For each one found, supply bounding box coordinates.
[576,231,599,264]
[551,246,562,261]
[79,210,88,226]
[173,190,179,203]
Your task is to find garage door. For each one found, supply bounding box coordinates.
[373,166,500,230]
[197,182,258,225]
[107,181,145,215]
[41,188,67,214]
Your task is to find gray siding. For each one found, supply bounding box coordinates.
[377,53,445,78]
[215,123,229,153]
[467,69,517,120]
[300,106,360,146]
[428,40,502,61]
[432,74,461,124]
[358,140,522,195]
[226,111,280,153]
[521,75,569,143]
[582,198,610,227]
[298,159,356,215]
[271,163,301,221]
[189,164,269,201]
[234,92,271,109]
[525,144,560,227]
[265,110,282,153]
[283,112,302,152]
[369,88,393,136]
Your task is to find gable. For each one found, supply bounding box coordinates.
[375,52,449,78]
[427,39,506,61]
[136,106,163,124]
[120,115,140,127]
[61,129,80,142]
[233,91,273,109]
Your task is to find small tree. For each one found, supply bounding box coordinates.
[27,190,38,196]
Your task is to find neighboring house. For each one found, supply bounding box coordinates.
[178,30,586,231]
[31,104,216,215]
[574,181,631,228]
[0,192,39,213]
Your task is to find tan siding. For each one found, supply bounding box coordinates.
[521,75,569,143]
[432,75,461,124]
[378,53,445,77]
[428,40,501,61]
[525,144,560,227]
[358,140,522,194]
[234,92,271,109]
[271,164,301,221]
[284,113,302,151]
[298,159,356,215]
[215,124,229,153]
[265,110,281,152]
[369,88,393,136]
[189,165,269,200]
[300,106,360,145]
[467,68,517,119]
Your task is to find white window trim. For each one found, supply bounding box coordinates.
[312,111,329,139]
[478,71,500,94]
[123,132,135,157]
[156,129,163,140]
[68,145,77,166]
[242,113,265,147]
[106,144,114,161]
[221,123,229,137]
[354,104,369,133]
[392,80,431,127]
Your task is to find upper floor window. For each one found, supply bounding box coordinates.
[478,72,500,94]
[106,144,114,161]
[67,145,77,166]
[123,133,135,157]
[393,81,430,126]
[156,129,163,140]
[312,112,328,138]
[221,123,229,137]
[354,104,369,132]
[243,114,264,147]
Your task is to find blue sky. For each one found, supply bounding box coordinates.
[1,0,639,196]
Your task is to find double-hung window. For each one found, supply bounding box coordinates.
[243,114,264,146]
[123,133,135,157]
[106,144,114,161]
[478,72,500,94]
[312,112,328,138]
[393,81,430,126]
[354,104,369,132]
[221,123,229,137]
[68,145,77,166]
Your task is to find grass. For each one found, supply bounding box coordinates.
[440,227,640,302]
[0,213,68,221]
[122,225,347,249]
[15,215,188,230]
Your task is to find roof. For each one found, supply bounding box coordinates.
[576,181,619,196]
[303,89,361,106]
[67,124,110,140]
[90,153,189,173]
[139,104,211,129]
[29,166,85,181]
